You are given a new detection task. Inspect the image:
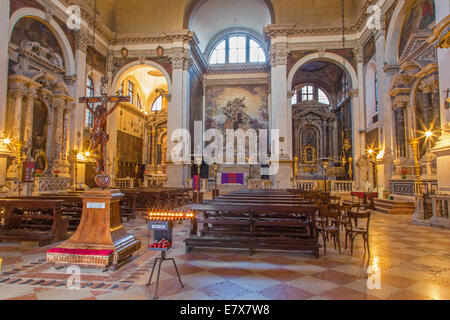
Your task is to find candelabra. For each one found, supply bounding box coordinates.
[409,138,422,195]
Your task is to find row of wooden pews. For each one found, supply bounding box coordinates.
[183,189,320,257]
[0,187,192,247]
[0,199,67,246]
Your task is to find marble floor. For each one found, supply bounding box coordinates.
[0,212,449,300]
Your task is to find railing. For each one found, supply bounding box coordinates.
[331,180,354,193]
[390,180,438,196]
[295,180,317,191]
[248,179,271,189]
[144,174,167,188]
[390,180,415,195]
[35,177,71,193]
[430,195,450,228]
[114,178,137,188]
[185,178,208,192]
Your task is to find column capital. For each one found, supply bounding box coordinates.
[353,46,363,64]
[74,30,91,53]
[7,89,23,100]
[168,49,192,70]
[349,89,359,98]
[287,90,295,99]
[269,42,289,67]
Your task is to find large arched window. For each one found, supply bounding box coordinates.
[85,76,94,127]
[209,34,266,65]
[374,72,379,112]
[152,95,163,112]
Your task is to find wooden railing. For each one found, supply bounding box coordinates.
[114,178,137,188]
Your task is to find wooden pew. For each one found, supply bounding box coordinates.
[0,199,67,246]
[184,201,319,257]
[120,188,192,212]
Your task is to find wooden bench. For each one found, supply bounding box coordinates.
[0,199,67,246]
[120,188,192,212]
[184,202,319,257]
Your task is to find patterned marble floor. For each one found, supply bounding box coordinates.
[0,212,449,300]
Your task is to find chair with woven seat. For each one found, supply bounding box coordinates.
[316,206,341,255]
[344,209,371,257]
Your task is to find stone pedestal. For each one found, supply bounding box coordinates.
[166,163,186,187]
[432,129,450,193]
[47,189,141,270]
[273,160,292,189]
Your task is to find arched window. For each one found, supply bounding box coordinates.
[152,95,163,112]
[301,85,314,101]
[127,80,134,104]
[209,34,266,65]
[291,92,297,105]
[374,72,379,112]
[136,94,142,109]
[318,89,330,105]
[85,76,94,127]
[296,84,331,105]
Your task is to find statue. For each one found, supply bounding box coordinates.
[79,76,129,188]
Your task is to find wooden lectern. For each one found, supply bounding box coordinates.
[47,189,141,270]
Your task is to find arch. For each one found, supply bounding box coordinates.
[365,59,378,118]
[287,52,358,92]
[183,0,275,29]
[9,8,76,76]
[111,60,172,98]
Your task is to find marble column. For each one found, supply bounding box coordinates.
[62,108,70,160]
[353,46,366,189]
[71,30,89,151]
[166,48,191,187]
[23,91,36,157]
[0,0,9,136]
[270,41,291,188]
[11,90,24,143]
[53,104,64,161]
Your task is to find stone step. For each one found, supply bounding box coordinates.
[374,198,415,214]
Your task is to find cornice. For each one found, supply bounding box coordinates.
[113,30,197,46]
[206,64,270,75]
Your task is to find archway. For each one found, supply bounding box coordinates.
[287,52,358,92]
[289,55,358,183]
[9,8,76,76]
[111,62,170,185]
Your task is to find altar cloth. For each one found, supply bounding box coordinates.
[221,173,244,184]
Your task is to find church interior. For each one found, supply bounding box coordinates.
[0,0,449,301]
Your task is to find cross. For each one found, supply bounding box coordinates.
[79,77,129,184]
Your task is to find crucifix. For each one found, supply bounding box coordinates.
[79,76,130,188]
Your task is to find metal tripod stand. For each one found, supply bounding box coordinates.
[146,250,184,299]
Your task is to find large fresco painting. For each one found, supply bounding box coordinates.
[10,17,64,66]
[205,85,269,132]
[399,0,435,58]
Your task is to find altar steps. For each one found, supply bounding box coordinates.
[373,198,415,215]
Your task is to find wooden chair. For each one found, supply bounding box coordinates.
[337,204,352,231]
[329,196,340,206]
[344,210,371,257]
[316,206,341,255]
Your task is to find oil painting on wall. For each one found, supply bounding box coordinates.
[10,17,64,67]
[205,85,269,133]
[399,0,435,58]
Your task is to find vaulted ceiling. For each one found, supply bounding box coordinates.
[85,0,366,41]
